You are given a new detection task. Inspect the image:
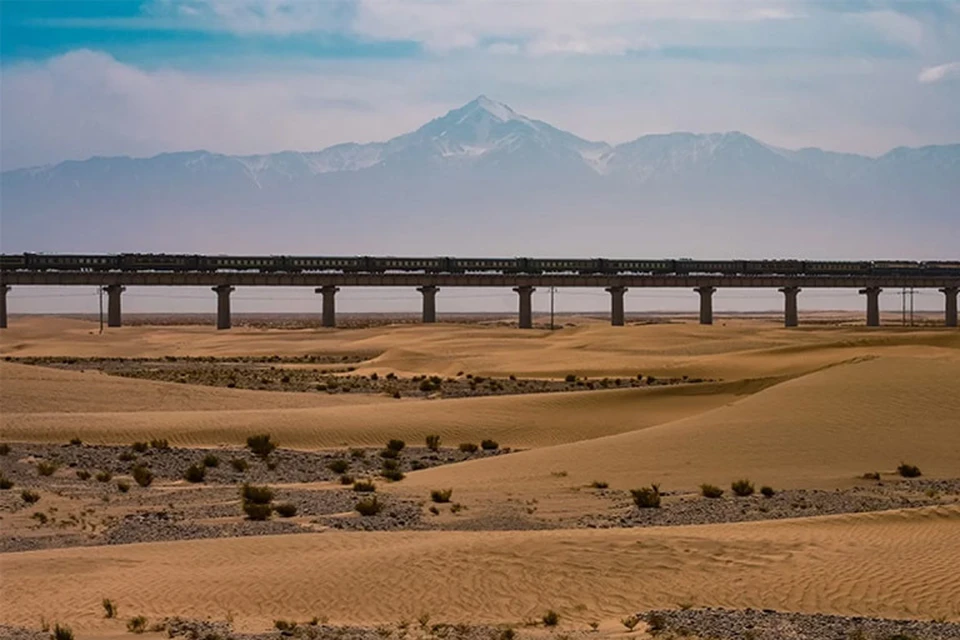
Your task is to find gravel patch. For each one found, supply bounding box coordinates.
[639,607,960,639]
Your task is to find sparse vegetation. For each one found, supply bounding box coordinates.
[590,480,609,489]
[700,484,724,498]
[425,434,441,451]
[381,468,405,482]
[0,443,10,456]
[96,470,112,483]
[36,461,58,476]
[328,459,349,474]
[184,464,206,483]
[274,502,298,517]
[760,485,775,497]
[430,488,453,503]
[459,442,479,453]
[386,439,406,452]
[353,480,376,493]
[631,485,662,509]
[542,610,559,627]
[339,474,354,485]
[480,439,499,450]
[621,615,641,631]
[862,471,881,480]
[76,470,91,481]
[356,496,383,516]
[131,441,149,453]
[150,438,170,450]
[243,503,273,521]
[241,483,275,505]
[565,374,577,382]
[202,453,220,468]
[127,615,148,633]
[230,458,249,472]
[69,437,83,446]
[22,489,41,504]
[246,433,277,457]
[116,480,131,493]
[646,612,667,634]
[897,462,922,478]
[53,624,74,640]
[132,465,153,487]
[731,479,755,497]
[380,447,400,460]
[0,474,13,490]
[118,451,137,462]
[103,598,118,619]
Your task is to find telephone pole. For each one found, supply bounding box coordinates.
[98,286,104,334]
[549,286,556,330]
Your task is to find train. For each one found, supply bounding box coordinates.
[1,253,958,277]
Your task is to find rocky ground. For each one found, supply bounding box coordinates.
[579,479,960,529]
[638,607,960,639]
[7,355,713,398]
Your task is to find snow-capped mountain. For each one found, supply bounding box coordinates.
[2,96,958,258]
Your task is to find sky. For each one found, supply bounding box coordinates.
[2,0,960,170]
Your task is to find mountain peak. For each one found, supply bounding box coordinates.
[451,95,527,125]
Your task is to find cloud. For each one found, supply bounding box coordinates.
[918,61,960,83]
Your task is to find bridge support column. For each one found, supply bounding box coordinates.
[103,285,125,328]
[859,287,882,327]
[941,287,958,328]
[213,285,234,330]
[695,287,716,325]
[418,286,439,324]
[0,285,9,329]
[779,286,800,328]
[316,286,339,328]
[514,286,535,329]
[606,286,627,326]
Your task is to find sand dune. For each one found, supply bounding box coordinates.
[2,507,958,632]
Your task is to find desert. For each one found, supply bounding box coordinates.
[1,314,959,640]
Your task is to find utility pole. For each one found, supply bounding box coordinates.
[901,287,906,326]
[549,286,556,330]
[98,286,104,334]
[909,287,915,327]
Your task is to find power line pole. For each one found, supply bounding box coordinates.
[909,287,915,327]
[549,286,556,330]
[98,286,104,334]
[901,287,906,326]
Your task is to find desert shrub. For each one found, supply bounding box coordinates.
[428,505,440,515]
[243,502,273,521]
[731,479,755,497]
[0,443,10,456]
[103,598,118,618]
[353,480,376,493]
[53,624,74,640]
[150,438,170,450]
[700,484,724,499]
[356,496,383,516]
[339,474,354,485]
[381,468,405,482]
[76,470,91,481]
[246,433,277,457]
[69,437,83,446]
[96,470,112,483]
[22,489,41,504]
[411,459,427,470]
[430,489,453,503]
[118,451,137,462]
[184,464,206,483]
[862,471,881,480]
[645,612,667,634]
[450,503,464,514]
[387,439,406,452]
[760,485,775,498]
[274,620,298,632]
[621,615,640,631]
[274,503,298,518]
[230,458,249,472]
[37,461,58,476]
[131,465,153,487]
[565,374,577,382]
[480,439,499,451]
[459,442,479,453]
[591,480,609,489]
[542,610,559,627]
[0,474,13,490]
[241,483,275,504]
[350,448,366,459]
[202,453,220,468]
[419,379,437,392]
[127,615,148,633]
[425,434,441,451]
[380,448,400,460]
[116,480,131,493]
[328,459,349,474]
[131,442,149,453]
[382,458,399,471]
[897,462,922,478]
[631,485,661,509]
[266,460,278,471]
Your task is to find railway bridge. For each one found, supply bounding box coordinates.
[2,263,958,330]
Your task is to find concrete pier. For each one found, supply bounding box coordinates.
[941,287,958,327]
[213,285,234,330]
[514,286,535,329]
[859,286,882,327]
[418,285,439,323]
[103,284,125,328]
[0,285,9,329]
[695,286,716,325]
[316,286,339,328]
[779,286,801,327]
[606,286,627,326]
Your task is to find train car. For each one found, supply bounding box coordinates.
[121,254,198,271]
[525,258,601,274]
[283,256,364,272]
[0,254,27,271]
[449,257,521,273]
[871,261,923,276]
[674,260,741,275]
[804,261,872,276]
[920,261,960,277]
[197,255,275,272]
[365,256,446,273]
[26,253,120,271]
[741,260,804,275]
[606,259,673,274]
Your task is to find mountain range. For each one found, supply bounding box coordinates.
[2,96,957,258]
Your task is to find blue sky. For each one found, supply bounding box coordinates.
[2,0,960,169]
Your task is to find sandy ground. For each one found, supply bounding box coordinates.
[1,316,959,636]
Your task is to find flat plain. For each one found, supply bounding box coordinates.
[1,315,959,639]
